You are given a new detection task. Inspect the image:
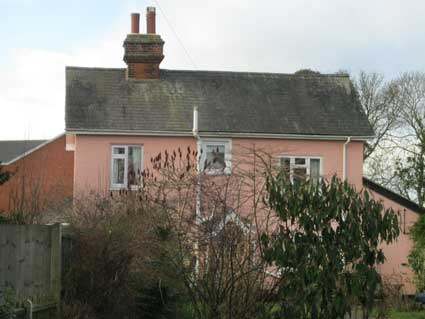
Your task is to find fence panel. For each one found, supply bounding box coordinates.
[0,224,61,315]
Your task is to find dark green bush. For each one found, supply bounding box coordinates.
[261,174,400,319]
[0,287,16,319]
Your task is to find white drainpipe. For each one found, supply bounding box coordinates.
[342,136,351,181]
[193,106,201,275]
[192,106,199,140]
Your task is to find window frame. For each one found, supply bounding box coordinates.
[278,155,323,183]
[198,138,232,175]
[110,144,144,190]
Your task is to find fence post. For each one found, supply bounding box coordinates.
[50,223,62,318]
[25,299,33,319]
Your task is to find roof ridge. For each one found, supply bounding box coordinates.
[65,66,349,78]
[66,66,126,71]
[161,68,350,78]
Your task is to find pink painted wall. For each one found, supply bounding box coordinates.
[73,135,364,195]
[73,135,196,196]
[232,138,364,189]
[73,134,418,294]
[366,188,419,295]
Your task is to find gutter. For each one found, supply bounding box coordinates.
[66,129,374,142]
[342,136,351,181]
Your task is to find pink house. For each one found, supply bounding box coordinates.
[64,8,421,295]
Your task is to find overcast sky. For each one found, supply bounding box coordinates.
[1,0,425,140]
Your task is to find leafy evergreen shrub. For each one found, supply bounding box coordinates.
[0,287,16,319]
[261,174,400,319]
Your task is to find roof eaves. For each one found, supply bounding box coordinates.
[66,66,125,71]
[66,129,193,137]
[66,129,374,141]
[200,132,374,141]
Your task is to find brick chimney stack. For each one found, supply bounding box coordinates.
[123,7,164,80]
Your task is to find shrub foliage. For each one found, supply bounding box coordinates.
[62,147,400,319]
[261,174,400,319]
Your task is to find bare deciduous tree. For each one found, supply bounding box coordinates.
[4,153,71,224]
[353,71,400,159]
[140,146,282,319]
[63,145,282,319]
[362,71,425,206]
[388,71,425,206]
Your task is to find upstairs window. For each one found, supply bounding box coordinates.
[111,145,143,189]
[279,156,322,184]
[199,139,232,175]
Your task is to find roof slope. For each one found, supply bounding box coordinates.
[0,140,47,164]
[363,177,425,214]
[66,67,374,137]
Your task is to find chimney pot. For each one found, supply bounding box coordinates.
[131,13,140,34]
[146,7,156,34]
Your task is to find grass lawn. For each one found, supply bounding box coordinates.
[390,310,425,319]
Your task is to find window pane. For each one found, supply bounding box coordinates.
[295,158,306,165]
[205,145,225,170]
[310,159,320,184]
[280,157,290,168]
[128,146,142,186]
[113,147,125,155]
[280,157,291,179]
[112,158,125,185]
[293,167,307,183]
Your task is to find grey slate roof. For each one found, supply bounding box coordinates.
[0,140,46,164]
[65,67,374,137]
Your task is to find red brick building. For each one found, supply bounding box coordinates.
[0,134,74,218]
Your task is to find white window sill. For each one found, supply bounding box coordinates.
[204,168,231,176]
[109,185,142,191]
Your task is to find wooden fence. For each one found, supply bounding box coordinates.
[0,224,61,318]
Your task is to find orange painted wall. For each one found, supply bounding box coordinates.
[366,188,419,295]
[0,135,74,213]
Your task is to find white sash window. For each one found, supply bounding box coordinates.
[199,139,232,175]
[111,145,143,189]
[279,156,322,184]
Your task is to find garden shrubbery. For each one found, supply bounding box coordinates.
[62,191,187,319]
[61,148,401,319]
[0,287,16,319]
